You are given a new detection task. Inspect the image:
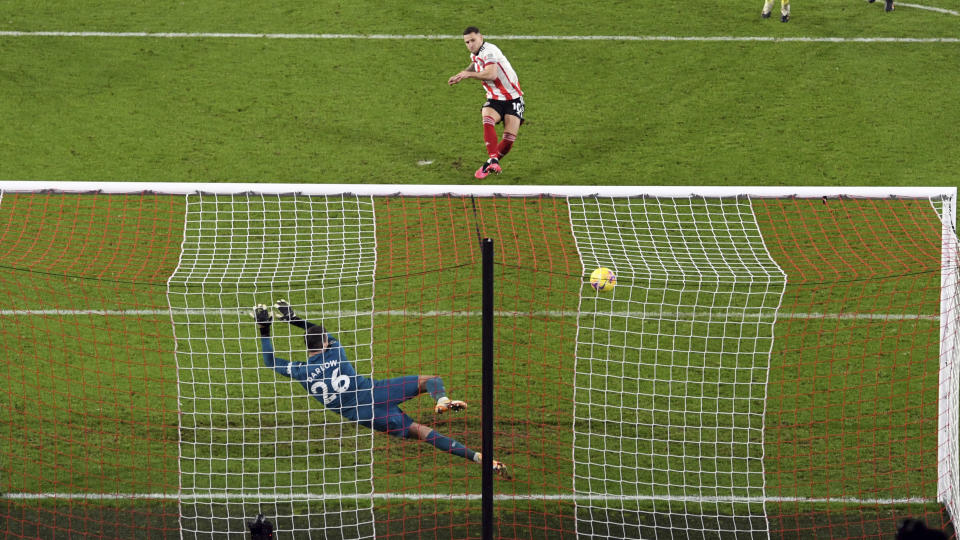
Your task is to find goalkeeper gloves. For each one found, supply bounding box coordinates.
[274,298,296,321]
[251,304,275,337]
[247,513,274,540]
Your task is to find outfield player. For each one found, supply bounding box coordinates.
[761,0,791,21]
[868,0,895,12]
[252,300,509,478]
[447,26,524,180]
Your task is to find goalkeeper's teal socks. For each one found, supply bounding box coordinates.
[425,377,447,401]
[425,430,476,462]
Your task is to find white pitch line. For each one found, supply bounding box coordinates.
[0,492,933,505]
[0,31,957,42]
[0,309,939,321]
[897,2,960,15]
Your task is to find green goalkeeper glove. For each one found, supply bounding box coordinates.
[274,298,296,321]
[251,304,275,337]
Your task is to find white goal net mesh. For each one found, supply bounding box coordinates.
[168,193,377,539]
[568,196,787,539]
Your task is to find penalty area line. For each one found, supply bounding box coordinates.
[0,31,957,42]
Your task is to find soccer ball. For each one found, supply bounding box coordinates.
[590,267,616,292]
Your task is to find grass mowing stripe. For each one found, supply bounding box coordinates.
[1,493,934,504]
[0,31,958,42]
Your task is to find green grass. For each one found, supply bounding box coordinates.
[0,0,958,185]
[0,0,958,537]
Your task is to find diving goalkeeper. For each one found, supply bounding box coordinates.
[252,300,509,478]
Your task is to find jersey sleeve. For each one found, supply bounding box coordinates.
[259,336,308,379]
[478,48,501,67]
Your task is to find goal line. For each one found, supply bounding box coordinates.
[0,308,938,321]
[2,492,934,505]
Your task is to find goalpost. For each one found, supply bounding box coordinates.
[0,182,956,540]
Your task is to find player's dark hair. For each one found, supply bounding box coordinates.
[305,325,328,352]
[463,26,480,35]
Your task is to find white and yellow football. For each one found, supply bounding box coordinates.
[589,267,616,292]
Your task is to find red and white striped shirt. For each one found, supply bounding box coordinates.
[470,42,523,101]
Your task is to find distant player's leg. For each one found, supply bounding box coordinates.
[476,107,502,179]
[761,0,774,17]
[780,0,790,21]
[885,0,894,11]
[418,375,467,414]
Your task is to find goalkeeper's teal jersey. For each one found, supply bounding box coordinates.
[260,335,374,415]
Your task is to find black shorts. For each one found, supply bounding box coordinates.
[482,96,525,125]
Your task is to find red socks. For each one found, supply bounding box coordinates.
[497,132,516,159]
[482,116,517,160]
[482,116,499,158]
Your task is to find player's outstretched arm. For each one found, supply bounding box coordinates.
[251,304,277,367]
[274,299,320,330]
[251,304,296,377]
[252,304,274,337]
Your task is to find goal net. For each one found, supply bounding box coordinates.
[168,193,378,538]
[0,183,956,540]
[569,196,785,538]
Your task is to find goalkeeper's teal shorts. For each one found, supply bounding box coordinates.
[347,375,419,438]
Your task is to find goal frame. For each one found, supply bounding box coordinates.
[938,194,960,524]
[0,181,954,200]
[0,180,956,535]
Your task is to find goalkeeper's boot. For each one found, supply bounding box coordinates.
[435,397,467,414]
[885,0,894,10]
[475,454,512,479]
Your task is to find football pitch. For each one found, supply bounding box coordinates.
[0,0,958,538]
[0,0,958,186]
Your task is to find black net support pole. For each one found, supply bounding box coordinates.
[481,237,494,540]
